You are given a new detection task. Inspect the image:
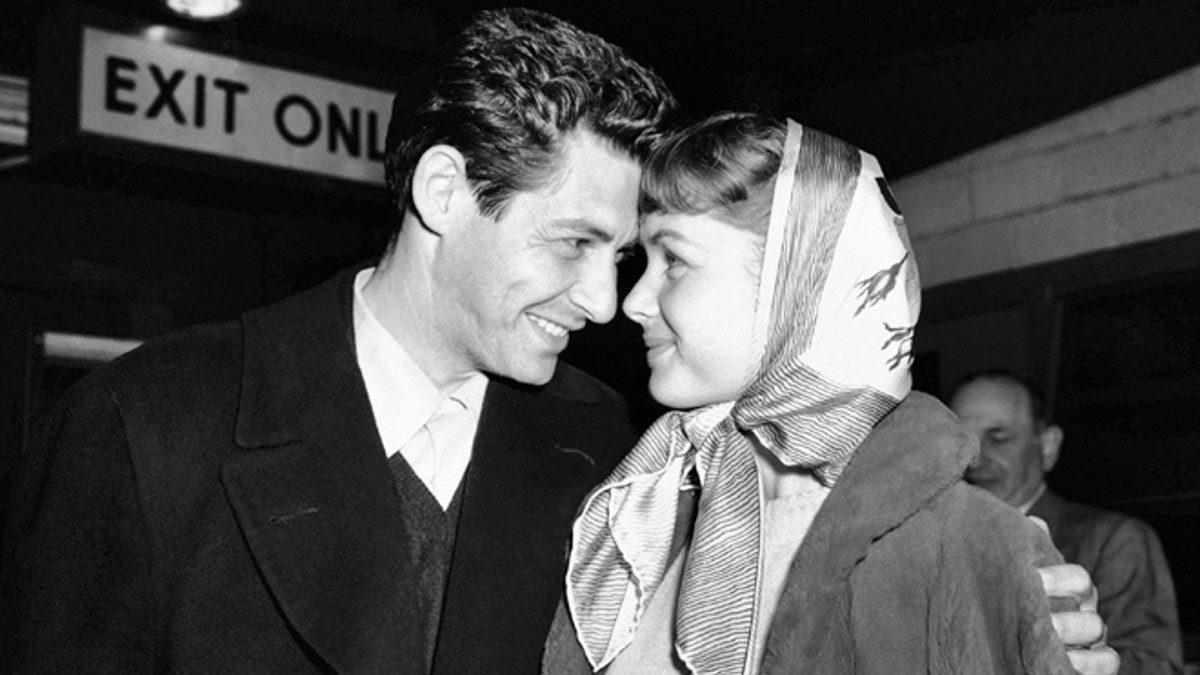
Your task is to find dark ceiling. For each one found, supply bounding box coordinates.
[4,0,1200,177]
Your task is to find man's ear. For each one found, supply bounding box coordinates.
[1040,424,1063,473]
[411,144,474,235]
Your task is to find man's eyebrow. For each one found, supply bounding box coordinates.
[552,219,617,243]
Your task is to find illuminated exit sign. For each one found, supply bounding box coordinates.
[78,26,394,185]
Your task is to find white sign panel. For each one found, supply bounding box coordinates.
[79,26,393,184]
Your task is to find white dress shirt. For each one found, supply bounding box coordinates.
[352,268,487,509]
[1017,481,1048,515]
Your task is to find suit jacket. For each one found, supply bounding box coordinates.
[1029,490,1183,675]
[1,267,638,675]
[544,394,1074,674]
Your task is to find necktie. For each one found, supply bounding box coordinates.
[389,394,471,509]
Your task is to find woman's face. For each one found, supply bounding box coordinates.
[623,211,763,409]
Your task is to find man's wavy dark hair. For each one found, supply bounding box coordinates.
[383,7,676,229]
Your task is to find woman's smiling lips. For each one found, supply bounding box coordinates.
[642,334,674,363]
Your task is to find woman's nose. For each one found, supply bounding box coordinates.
[622,270,658,324]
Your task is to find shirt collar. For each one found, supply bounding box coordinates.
[1017,481,1047,515]
[352,267,487,455]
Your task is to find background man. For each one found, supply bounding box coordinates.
[950,369,1183,675]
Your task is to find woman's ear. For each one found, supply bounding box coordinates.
[411,144,474,235]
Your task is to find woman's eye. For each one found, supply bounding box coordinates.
[664,250,683,268]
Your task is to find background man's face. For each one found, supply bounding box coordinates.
[951,377,1048,507]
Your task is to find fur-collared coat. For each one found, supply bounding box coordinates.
[543,394,1075,674]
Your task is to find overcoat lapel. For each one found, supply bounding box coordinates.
[220,268,425,673]
[759,394,974,672]
[434,375,611,674]
[1027,490,1064,540]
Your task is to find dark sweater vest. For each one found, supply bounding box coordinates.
[388,454,463,674]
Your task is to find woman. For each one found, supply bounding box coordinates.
[544,113,1076,674]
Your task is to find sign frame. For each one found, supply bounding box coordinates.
[31,4,412,199]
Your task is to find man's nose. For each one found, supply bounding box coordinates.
[571,258,619,324]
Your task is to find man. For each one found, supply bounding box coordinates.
[951,369,1183,675]
[1,9,670,674]
[1,7,1112,675]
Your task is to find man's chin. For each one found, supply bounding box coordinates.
[523,371,555,386]
[497,359,557,387]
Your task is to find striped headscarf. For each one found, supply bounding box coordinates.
[566,119,921,674]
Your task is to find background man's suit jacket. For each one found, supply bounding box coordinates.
[1029,489,1183,674]
[1,267,638,674]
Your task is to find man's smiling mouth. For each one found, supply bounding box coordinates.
[529,314,569,337]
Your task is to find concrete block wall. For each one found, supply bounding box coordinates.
[893,62,1200,289]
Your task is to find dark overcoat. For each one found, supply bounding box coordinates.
[2,267,638,674]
